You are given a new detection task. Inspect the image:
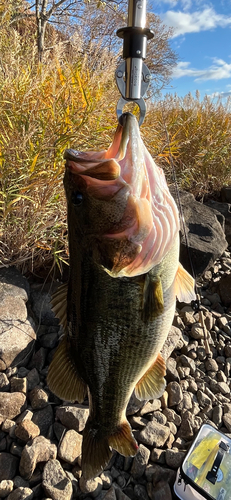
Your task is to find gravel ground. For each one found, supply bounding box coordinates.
[1,249,231,499]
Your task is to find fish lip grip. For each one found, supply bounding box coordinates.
[115,0,153,126]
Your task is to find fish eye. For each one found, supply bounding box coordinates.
[72,191,83,206]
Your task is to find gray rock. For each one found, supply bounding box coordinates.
[100,472,112,490]
[165,449,185,469]
[114,486,131,500]
[30,285,58,327]
[0,269,34,370]
[166,421,177,435]
[217,382,230,395]
[147,480,172,500]
[173,191,227,276]
[13,477,29,489]
[0,453,19,481]
[205,199,231,244]
[129,416,148,429]
[145,463,176,485]
[160,326,182,360]
[2,419,16,435]
[163,408,181,426]
[218,274,231,307]
[0,479,14,498]
[150,448,166,464]
[166,358,180,383]
[130,444,150,479]
[212,406,223,428]
[19,436,57,480]
[138,420,170,447]
[11,377,27,394]
[126,392,147,415]
[0,373,10,392]
[223,413,231,432]
[56,405,89,433]
[79,477,103,497]
[177,411,194,439]
[0,268,29,299]
[0,318,36,369]
[0,392,26,419]
[16,410,33,424]
[152,411,167,425]
[26,370,40,392]
[29,388,49,409]
[190,323,204,340]
[0,439,6,453]
[42,459,72,500]
[53,422,66,442]
[177,393,192,412]
[139,400,161,415]
[133,484,149,500]
[7,487,34,500]
[32,404,53,437]
[58,429,82,464]
[205,358,218,372]
[179,355,196,374]
[166,382,183,407]
[10,443,23,458]
[15,421,40,442]
[103,485,117,500]
[224,343,231,358]
[197,390,211,408]
[28,348,47,373]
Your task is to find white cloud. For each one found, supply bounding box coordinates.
[210,91,231,98]
[162,7,231,37]
[172,58,231,81]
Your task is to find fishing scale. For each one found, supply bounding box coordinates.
[115,0,153,126]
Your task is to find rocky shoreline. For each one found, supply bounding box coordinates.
[1,245,231,499]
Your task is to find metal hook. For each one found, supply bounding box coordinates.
[116,97,146,126]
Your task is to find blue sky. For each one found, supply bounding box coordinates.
[151,0,231,99]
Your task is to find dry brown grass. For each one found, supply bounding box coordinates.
[1,9,231,276]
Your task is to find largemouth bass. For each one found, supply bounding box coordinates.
[47,112,195,479]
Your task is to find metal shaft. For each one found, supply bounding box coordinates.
[128,0,147,28]
[126,0,147,99]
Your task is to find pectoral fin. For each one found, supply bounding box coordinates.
[47,336,87,403]
[51,283,68,331]
[175,263,196,303]
[142,275,164,323]
[135,353,166,400]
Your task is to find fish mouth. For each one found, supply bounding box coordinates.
[64,113,180,277]
[64,112,142,187]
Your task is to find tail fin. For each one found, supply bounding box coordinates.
[82,419,138,480]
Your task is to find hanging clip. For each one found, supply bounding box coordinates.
[115,0,153,126]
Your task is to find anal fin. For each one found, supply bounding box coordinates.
[142,275,164,323]
[135,353,166,400]
[47,336,87,403]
